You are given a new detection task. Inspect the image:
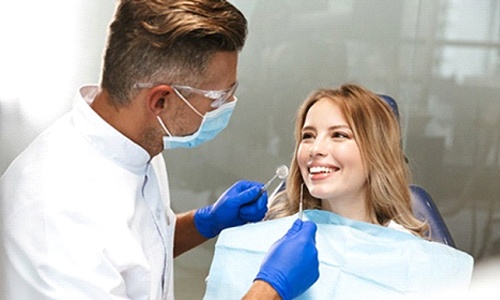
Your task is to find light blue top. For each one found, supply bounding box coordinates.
[204,210,473,300]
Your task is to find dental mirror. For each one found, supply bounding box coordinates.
[255,165,289,200]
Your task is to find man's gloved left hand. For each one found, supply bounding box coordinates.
[194,180,268,239]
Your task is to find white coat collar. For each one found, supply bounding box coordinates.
[72,85,151,175]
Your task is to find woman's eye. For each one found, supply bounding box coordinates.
[301,132,314,140]
[332,132,349,139]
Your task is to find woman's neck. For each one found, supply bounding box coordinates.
[321,198,372,223]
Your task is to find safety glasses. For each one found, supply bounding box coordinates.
[134,81,238,108]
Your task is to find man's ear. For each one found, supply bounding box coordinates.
[145,85,174,115]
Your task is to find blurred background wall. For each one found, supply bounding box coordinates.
[1,0,500,299]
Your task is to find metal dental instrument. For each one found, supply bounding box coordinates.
[298,183,304,220]
[255,165,289,200]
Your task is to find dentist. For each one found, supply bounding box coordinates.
[0,0,318,299]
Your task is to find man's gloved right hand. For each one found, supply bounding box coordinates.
[254,219,319,300]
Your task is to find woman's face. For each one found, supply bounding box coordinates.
[297,98,368,218]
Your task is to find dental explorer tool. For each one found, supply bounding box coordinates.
[298,183,304,220]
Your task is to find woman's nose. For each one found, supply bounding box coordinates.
[309,137,327,157]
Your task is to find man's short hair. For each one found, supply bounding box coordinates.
[101,0,248,105]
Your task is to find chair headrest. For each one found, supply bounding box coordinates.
[377,94,407,163]
[378,94,400,121]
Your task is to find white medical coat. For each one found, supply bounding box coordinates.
[1,85,176,299]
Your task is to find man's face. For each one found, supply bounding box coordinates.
[164,51,239,137]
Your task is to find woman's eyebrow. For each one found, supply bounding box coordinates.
[328,125,351,130]
[301,124,351,131]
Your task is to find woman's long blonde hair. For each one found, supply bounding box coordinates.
[266,84,427,237]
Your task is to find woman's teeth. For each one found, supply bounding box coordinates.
[309,166,334,174]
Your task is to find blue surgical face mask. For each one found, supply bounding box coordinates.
[156,94,237,149]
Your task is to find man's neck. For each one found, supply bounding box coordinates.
[90,89,156,157]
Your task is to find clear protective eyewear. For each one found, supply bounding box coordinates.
[134,81,238,108]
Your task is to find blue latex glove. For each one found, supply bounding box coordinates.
[255,219,319,300]
[194,180,268,239]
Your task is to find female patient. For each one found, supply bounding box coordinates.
[266,83,426,235]
[204,83,473,300]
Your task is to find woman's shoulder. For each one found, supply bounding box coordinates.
[386,220,414,235]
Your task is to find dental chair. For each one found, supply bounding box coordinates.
[378,94,455,247]
[410,184,455,246]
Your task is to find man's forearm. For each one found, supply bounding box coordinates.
[242,280,281,300]
[173,210,209,257]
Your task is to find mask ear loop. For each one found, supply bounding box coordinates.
[172,88,204,118]
[156,116,173,137]
[298,182,304,220]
